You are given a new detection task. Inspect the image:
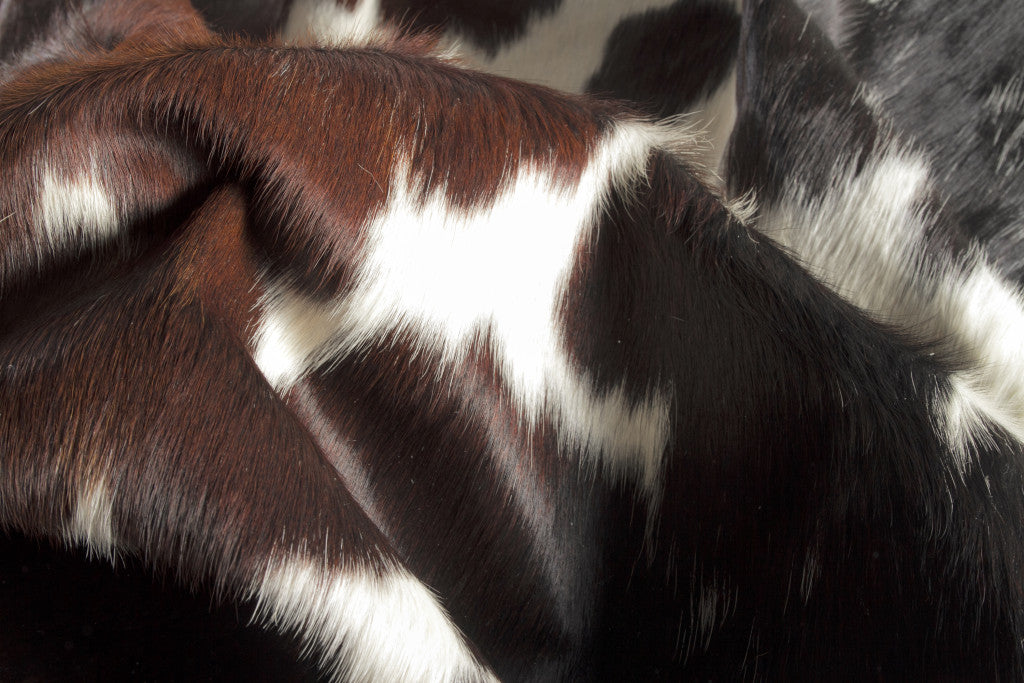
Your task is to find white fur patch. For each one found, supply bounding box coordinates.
[937,375,1002,474]
[757,147,1024,469]
[254,122,680,501]
[283,0,384,47]
[758,151,934,315]
[254,557,495,682]
[34,164,119,258]
[450,0,679,93]
[64,478,117,559]
[252,291,336,390]
[937,264,1024,438]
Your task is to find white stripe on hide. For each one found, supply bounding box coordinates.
[283,0,385,47]
[64,478,117,560]
[253,121,682,503]
[35,163,119,258]
[757,147,1024,468]
[253,557,495,682]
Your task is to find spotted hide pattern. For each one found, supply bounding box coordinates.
[2,0,1024,681]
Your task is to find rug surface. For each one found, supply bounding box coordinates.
[2,1,1024,680]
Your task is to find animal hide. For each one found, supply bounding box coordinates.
[2,0,1024,680]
